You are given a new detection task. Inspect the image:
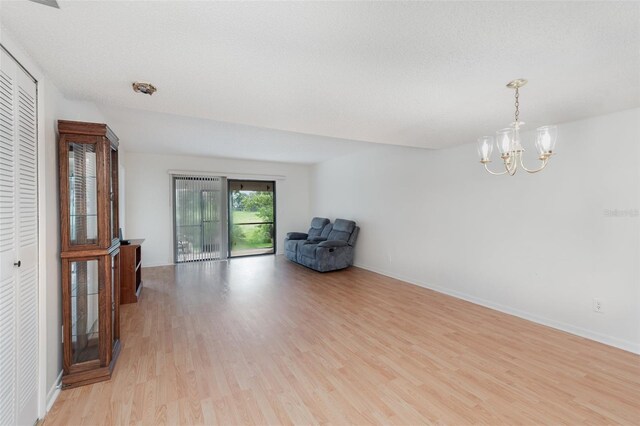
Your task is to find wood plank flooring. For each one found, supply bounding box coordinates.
[44,255,640,425]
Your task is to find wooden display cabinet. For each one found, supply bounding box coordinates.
[58,120,121,388]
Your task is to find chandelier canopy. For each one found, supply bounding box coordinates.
[477,79,557,175]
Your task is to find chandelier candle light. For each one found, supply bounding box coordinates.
[477,79,557,175]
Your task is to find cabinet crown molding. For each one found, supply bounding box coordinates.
[58,120,119,146]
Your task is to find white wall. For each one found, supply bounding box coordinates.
[125,152,312,266]
[311,108,640,353]
[40,79,64,406]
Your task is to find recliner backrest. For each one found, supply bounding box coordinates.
[308,217,330,238]
[327,219,356,242]
[347,226,359,246]
[320,223,333,238]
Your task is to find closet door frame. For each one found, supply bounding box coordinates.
[0,39,47,422]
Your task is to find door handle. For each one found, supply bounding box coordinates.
[13,260,21,267]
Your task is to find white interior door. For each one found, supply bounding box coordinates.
[0,46,39,426]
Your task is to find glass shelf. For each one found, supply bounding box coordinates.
[71,322,98,338]
[69,214,98,245]
[71,317,99,337]
[68,142,99,247]
[69,258,100,365]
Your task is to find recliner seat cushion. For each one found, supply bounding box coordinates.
[318,240,348,248]
[299,242,319,260]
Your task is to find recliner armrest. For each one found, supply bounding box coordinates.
[318,240,348,248]
[286,232,308,240]
[308,236,327,242]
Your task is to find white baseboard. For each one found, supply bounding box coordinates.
[46,370,63,413]
[141,262,175,268]
[355,262,640,355]
[143,252,282,269]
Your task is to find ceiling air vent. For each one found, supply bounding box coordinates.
[132,82,157,96]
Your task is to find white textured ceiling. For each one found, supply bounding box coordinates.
[99,105,378,164]
[1,1,639,150]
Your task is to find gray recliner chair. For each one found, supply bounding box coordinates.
[285,217,332,262]
[286,218,359,272]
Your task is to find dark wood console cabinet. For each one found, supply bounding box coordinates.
[120,239,144,304]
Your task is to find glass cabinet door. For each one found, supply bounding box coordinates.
[69,258,100,364]
[68,142,98,246]
[111,251,120,349]
[110,146,119,244]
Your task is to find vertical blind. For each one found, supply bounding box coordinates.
[173,176,223,263]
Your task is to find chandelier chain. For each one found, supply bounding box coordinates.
[514,87,520,123]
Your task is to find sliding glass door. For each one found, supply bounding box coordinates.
[228,180,275,257]
[172,176,275,262]
[173,176,224,262]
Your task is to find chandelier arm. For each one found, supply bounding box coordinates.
[483,163,508,175]
[519,154,549,174]
[506,154,518,176]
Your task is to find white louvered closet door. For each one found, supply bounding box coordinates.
[0,47,39,426]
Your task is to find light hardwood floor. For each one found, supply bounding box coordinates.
[44,255,640,425]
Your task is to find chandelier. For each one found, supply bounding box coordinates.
[477,79,557,175]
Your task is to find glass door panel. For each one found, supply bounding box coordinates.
[111,251,119,348]
[110,146,119,243]
[228,180,275,257]
[68,142,98,246]
[70,258,100,364]
[173,176,223,263]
